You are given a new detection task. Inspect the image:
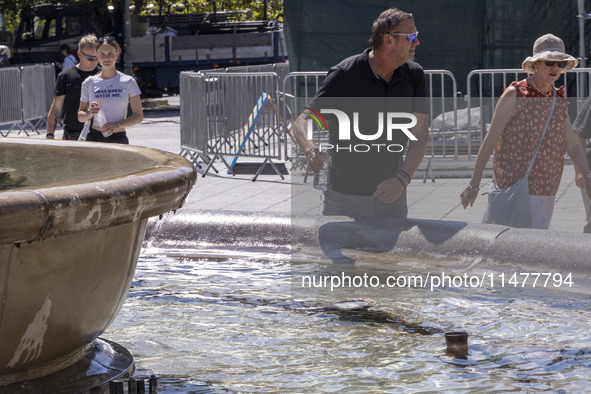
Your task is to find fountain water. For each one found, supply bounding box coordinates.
[0,138,196,392]
[134,210,591,391]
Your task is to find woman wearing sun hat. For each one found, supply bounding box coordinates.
[460,33,591,229]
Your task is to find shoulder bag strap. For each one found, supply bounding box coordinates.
[526,87,557,176]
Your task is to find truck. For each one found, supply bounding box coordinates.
[10,2,287,96]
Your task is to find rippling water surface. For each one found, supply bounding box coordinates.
[103,253,591,393]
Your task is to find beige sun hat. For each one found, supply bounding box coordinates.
[522,33,578,74]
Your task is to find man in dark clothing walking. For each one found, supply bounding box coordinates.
[46,34,101,140]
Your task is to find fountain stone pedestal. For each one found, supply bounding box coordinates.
[0,139,196,391]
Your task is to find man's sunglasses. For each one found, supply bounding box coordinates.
[387,31,419,44]
[79,51,98,61]
[544,60,568,68]
[97,36,116,45]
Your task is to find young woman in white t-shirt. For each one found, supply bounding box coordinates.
[78,36,143,144]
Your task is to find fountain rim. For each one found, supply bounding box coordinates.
[144,209,591,274]
[0,139,196,245]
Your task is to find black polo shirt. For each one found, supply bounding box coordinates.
[309,48,428,196]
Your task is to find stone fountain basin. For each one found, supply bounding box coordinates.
[0,139,196,383]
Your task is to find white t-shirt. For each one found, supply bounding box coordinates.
[80,71,142,124]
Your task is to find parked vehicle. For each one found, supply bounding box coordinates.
[12,3,115,65]
[10,2,287,96]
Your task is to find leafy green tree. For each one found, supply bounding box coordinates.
[128,0,283,20]
[1,0,33,33]
[1,0,283,34]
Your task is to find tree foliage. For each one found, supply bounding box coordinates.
[1,0,283,34]
[124,0,283,20]
[1,0,33,33]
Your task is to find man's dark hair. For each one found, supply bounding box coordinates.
[59,43,72,55]
[369,8,414,50]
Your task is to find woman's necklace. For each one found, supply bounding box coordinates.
[101,73,117,90]
[529,76,552,97]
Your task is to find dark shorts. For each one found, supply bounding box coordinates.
[63,129,81,140]
[323,189,408,219]
[86,129,129,144]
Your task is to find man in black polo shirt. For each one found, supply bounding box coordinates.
[46,34,101,140]
[293,8,429,219]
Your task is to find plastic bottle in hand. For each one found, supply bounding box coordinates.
[78,121,91,141]
[93,110,111,137]
[313,160,329,190]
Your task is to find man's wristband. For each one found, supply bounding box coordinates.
[305,147,318,159]
[584,173,591,179]
[394,175,407,190]
[398,169,411,181]
[397,169,411,183]
[46,133,54,138]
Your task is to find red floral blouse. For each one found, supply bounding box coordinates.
[492,79,568,196]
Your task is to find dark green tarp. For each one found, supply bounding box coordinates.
[284,0,590,95]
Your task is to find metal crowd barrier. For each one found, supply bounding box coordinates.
[424,70,459,159]
[0,63,55,137]
[20,64,53,134]
[179,63,591,180]
[180,68,461,180]
[281,71,328,156]
[465,68,527,158]
[281,71,328,126]
[280,71,327,182]
[179,71,208,165]
[278,70,460,183]
[280,70,461,160]
[0,67,23,136]
[200,63,291,80]
[222,63,291,81]
[180,71,285,180]
[465,67,591,158]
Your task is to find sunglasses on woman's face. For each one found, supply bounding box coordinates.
[544,60,568,68]
[97,36,116,45]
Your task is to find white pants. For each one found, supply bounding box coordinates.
[528,195,555,229]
